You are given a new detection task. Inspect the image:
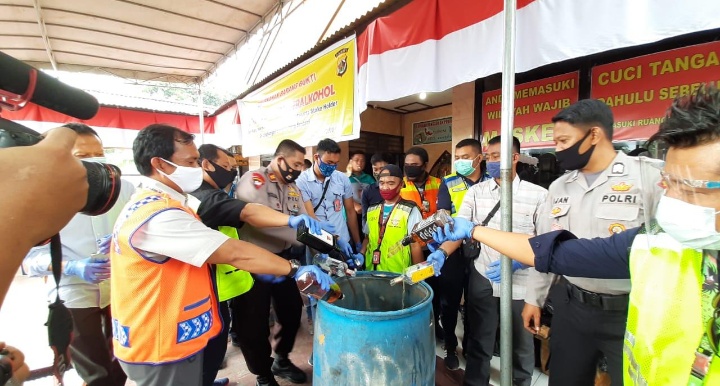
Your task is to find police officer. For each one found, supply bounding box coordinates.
[524,99,656,385]
[231,139,325,386]
[435,138,489,370]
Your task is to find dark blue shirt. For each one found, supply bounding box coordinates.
[360,183,383,226]
[529,227,640,279]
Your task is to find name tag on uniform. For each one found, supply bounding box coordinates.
[334,198,342,212]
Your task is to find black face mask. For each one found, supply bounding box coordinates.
[404,165,424,179]
[279,158,302,183]
[207,160,236,189]
[555,129,596,171]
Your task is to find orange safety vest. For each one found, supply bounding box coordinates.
[110,189,221,364]
[400,175,441,219]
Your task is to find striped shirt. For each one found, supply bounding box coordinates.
[457,176,548,300]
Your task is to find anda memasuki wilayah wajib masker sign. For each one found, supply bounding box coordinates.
[238,36,358,156]
[481,72,579,148]
[591,41,720,141]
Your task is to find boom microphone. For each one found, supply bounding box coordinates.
[0,51,99,119]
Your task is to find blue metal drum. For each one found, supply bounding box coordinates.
[313,271,435,386]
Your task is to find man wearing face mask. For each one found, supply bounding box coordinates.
[435,138,490,370]
[401,146,444,340]
[233,139,337,386]
[359,165,425,272]
[111,126,333,386]
[432,84,720,385]
[433,135,547,385]
[360,153,390,227]
[523,99,656,385]
[24,123,134,386]
[190,144,329,386]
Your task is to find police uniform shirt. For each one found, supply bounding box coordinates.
[189,180,247,229]
[526,151,660,306]
[234,166,306,253]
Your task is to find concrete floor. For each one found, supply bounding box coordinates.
[1,272,548,386]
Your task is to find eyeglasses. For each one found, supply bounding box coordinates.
[660,171,720,190]
[483,152,519,162]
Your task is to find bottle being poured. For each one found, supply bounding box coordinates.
[385,209,454,256]
[390,261,436,286]
[296,223,361,270]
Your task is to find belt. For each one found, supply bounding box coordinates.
[566,282,629,311]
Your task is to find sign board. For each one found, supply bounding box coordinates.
[481,72,579,148]
[239,35,359,156]
[591,41,720,141]
[412,117,452,145]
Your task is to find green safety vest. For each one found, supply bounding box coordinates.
[365,201,415,274]
[215,226,254,302]
[442,173,471,217]
[625,233,720,385]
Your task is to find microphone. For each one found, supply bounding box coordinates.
[0,51,99,120]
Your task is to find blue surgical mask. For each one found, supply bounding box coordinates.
[486,161,501,179]
[317,158,337,177]
[454,158,476,177]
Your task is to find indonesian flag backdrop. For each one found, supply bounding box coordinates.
[357,0,720,108]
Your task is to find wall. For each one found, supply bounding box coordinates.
[360,108,402,136]
[401,105,453,169]
[451,82,476,148]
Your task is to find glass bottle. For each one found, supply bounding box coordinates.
[390,261,436,286]
[296,271,344,303]
[312,254,356,277]
[386,209,454,256]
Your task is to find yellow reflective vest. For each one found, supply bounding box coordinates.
[365,201,416,274]
[625,233,720,385]
[442,173,471,217]
[216,226,254,302]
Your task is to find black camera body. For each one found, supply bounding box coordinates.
[0,118,122,216]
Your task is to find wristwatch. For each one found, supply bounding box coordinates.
[287,259,301,278]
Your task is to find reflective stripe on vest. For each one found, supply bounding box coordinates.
[216,226,254,302]
[110,189,221,364]
[625,233,720,385]
[365,202,413,273]
[400,176,441,219]
[443,173,470,217]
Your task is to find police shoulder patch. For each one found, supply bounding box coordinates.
[252,173,265,189]
[609,223,626,234]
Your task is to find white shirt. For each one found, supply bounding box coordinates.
[458,176,548,300]
[24,179,136,308]
[126,177,230,267]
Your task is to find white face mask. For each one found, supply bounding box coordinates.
[156,158,203,193]
[655,194,720,250]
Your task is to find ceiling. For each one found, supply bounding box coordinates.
[0,0,280,83]
[370,87,453,114]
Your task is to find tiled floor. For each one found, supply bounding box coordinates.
[2,273,548,385]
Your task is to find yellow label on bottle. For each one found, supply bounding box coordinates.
[409,264,435,284]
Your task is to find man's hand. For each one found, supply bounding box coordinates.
[64,257,111,283]
[485,260,527,283]
[0,343,30,383]
[349,253,364,270]
[288,214,324,235]
[426,250,446,275]
[337,239,354,258]
[521,303,542,334]
[433,218,475,243]
[295,265,335,291]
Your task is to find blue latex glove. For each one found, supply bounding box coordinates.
[96,234,112,255]
[288,214,323,235]
[433,217,475,243]
[348,253,364,270]
[336,238,354,258]
[426,250,446,276]
[295,265,335,291]
[255,274,287,284]
[485,259,527,283]
[426,241,440,253]
[64,257,111,284]
[355,242,363,254]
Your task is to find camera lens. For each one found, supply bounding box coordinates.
[80,160,122,216]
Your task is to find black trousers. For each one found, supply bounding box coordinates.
[202,300,231,386]
[438,248,466,351]
[67,306,127,386]
[229,277,303,376]
[464,267,534,386]
[547,282,627,386]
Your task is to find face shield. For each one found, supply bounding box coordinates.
[638,156,666,235]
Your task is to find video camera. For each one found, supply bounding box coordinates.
[0,51,121,215]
